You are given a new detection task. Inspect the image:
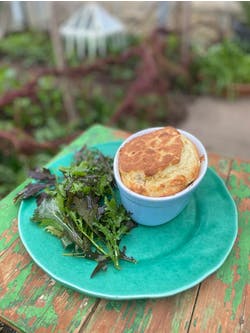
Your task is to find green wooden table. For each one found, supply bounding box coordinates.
[0,125,249,333]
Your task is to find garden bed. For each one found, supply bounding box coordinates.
[0,29,191,198]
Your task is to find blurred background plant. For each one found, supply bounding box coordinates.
[0,31,54,66]
[0,27,191,198]
[193,39,250,96]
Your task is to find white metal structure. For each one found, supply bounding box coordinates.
[59,3,126,59]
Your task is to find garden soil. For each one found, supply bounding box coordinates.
[179,96,250,161]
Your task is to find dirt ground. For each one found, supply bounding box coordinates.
[179,96,250,161]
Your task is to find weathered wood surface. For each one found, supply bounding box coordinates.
[0,125,249,333]
[189,158,250,333]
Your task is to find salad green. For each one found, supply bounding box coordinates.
[15,146,137,277]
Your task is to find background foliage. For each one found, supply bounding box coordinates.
[0,28,250,198]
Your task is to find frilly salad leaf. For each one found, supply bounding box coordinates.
[15,146,137,277]
[13,167,56,204]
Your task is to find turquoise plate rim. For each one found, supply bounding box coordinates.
[18,141,238,300]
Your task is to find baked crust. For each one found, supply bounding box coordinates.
[118,127,200,197]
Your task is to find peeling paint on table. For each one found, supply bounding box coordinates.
[0,125,249,333]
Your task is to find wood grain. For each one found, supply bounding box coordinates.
[189,159,250,333]
[207,152,232,181]
[80,290,199,333]
[0,218,98,333]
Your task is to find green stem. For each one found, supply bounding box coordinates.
[112,243,121,269]
[81,229,108,257]
[63,252,85,257]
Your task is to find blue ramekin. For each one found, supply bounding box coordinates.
[113,127,208,226]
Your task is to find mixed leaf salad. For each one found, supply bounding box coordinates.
[14,146,137,278]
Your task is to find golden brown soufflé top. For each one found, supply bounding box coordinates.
[118,127,201,197]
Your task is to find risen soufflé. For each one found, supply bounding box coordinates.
[118,127,201,197]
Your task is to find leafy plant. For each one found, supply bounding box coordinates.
[0,148,53,199]
[193,40,250,95]
[0,31,54,66]
[0,159,26,197]
[14,147,137,277]
[0,66,20,93]
[0,29,191,199]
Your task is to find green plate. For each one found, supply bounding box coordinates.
[18,141,238,300]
